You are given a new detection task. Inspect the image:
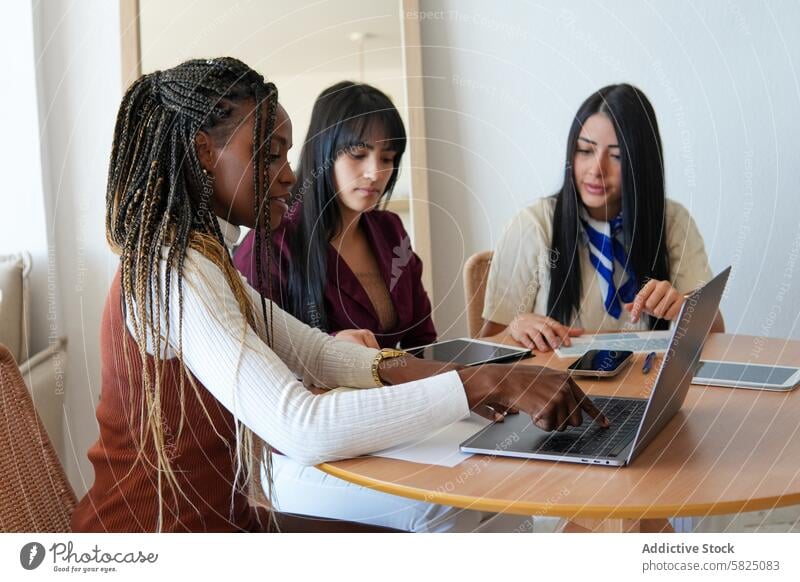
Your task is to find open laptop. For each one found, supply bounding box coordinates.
[460,266,731,467]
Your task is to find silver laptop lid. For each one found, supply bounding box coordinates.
[625,266,731,464]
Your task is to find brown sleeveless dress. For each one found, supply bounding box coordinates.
[70,271,266,532]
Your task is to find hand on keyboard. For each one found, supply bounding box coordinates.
[458,364,609,431]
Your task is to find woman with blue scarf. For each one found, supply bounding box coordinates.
[481,84,724,350]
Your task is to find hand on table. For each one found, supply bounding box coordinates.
[508,313,584,352]
[625,279,684,323]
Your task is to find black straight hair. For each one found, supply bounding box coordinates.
[547,83,670,330]
[285,81,406,329]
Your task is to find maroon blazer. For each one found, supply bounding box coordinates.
[234,208,437,349]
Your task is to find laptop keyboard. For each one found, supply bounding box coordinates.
[536,397,646,458]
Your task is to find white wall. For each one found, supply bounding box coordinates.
[419,0,800,341]
[33,0,122,494]
[0,1,51,357]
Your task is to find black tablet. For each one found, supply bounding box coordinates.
[409,338,532,367]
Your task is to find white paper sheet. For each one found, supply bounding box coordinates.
[555,330,672,358]
[369,413,492,468]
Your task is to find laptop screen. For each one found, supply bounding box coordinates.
[626,267,731,464]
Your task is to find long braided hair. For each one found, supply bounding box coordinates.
[105,57,278,530]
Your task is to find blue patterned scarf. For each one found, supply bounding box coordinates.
[580,210,638,318]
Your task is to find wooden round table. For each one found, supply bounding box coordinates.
[318,334,800,532]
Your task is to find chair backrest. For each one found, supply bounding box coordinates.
[0,344,76,532]
[463,251,493,338]
[0,252,31,364]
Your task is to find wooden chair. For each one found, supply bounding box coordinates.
[0,344,76,532]
[463,251,493,338]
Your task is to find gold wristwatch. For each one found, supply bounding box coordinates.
[371,348,407,386]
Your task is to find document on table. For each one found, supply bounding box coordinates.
[555,330,672,358]
[370,413,492,467]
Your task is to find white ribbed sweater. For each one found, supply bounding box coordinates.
[125,220,469,466]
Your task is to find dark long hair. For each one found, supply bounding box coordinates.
[547,84,670,329]
[285,81,406,329]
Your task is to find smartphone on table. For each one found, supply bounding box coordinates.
[567,349,634,378]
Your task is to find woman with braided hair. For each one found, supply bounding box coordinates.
[71,57,607,533]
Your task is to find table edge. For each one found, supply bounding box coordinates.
[317,462,800,519]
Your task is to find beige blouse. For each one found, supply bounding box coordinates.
[482,197,713,332]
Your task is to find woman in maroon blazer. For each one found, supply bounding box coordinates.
[231,83,531,532]
[234,81,437,351]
